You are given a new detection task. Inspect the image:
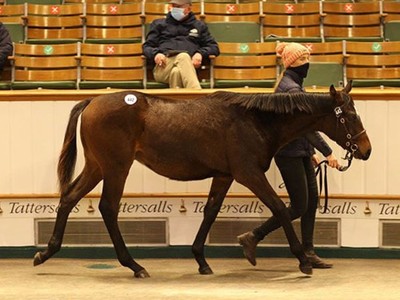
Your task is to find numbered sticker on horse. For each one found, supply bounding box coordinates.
[124,94,137,105]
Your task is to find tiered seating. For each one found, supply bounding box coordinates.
[210,42,278,88]
[0,1,399,89]
[10,0,62,3]
[383,1,400,41]
[23,3,84,44]
[0,4,25,43]
[9,43,79,89]
[0,3,25,23]
[84,2,142,43]
[262,2,322,42]
[79,43,144,89]
[322,2,385,42]
[303,41,344,88]
[344,40,400,87]
[201,2,262,43]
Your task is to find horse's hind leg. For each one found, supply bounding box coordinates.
[192,176,233,275]
[99,172,149,278]
[34,163,102,266]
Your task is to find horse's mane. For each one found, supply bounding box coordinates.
[209,91,335,114]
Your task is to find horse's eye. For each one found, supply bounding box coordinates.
[348,113,359,122]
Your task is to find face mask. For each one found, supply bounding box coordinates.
[289,63,310,79]
[171,7,186,21]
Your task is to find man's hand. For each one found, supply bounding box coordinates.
[155,53,166,68]
[192,53,202,68]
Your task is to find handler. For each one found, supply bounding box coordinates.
[238,42,339,269]
[142,0,219,89]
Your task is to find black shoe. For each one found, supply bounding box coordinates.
[237,231,259,266]
[305,251,333,269]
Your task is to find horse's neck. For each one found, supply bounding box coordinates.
[273,112,329,147]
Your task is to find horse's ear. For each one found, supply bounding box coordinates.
[343,80,353,94]
[329,84,336,96]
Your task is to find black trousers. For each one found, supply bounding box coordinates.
[253,155,319,251]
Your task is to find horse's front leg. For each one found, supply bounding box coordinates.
[99,174,149,278]
[192,176,233,275]
[236,171,312,275]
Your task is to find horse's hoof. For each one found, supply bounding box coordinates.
[299,263,313,275]
[134,269,150,278]
[33,252,43,266]
[199,266,213,275]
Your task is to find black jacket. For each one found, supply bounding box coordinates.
[275,69,333,158]
[142,12,219,65]
[0,23,13,71]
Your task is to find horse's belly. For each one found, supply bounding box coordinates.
[135,149,225,181]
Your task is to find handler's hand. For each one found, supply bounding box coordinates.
[326,153,339,169]
[312,154,320,167]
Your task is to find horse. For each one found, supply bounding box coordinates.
[33,81,371,278]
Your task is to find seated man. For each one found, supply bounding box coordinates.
[0,23,13,80]
[142,0,219,89]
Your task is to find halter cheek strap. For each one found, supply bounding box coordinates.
[334,105,366,156]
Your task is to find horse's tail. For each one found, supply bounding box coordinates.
[57,99,92,194]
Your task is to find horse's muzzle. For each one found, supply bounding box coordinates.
[362,148,371,160]
[357,148,371,161]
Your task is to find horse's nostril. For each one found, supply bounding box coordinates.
[363,149,371,160]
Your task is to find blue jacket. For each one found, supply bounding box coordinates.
[0,22,12,71]
[275,69,333,158]
[142,12,220,64]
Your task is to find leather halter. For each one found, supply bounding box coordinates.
[334,105,366,155]
[317,100,367,212]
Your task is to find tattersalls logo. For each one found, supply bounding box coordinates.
[193,200,266,214]
[318,201,357,215]
[8,202,80,214]
[2,198,400,218]
[119,200,172,214]
[379,203,400,215]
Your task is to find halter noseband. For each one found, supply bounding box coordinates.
[334,105,366,154]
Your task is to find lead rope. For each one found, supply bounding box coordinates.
[316,151,353,213]
[278,151,354,212]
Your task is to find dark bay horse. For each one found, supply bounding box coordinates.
[33,81,371,278]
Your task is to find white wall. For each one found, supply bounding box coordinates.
[0,99,399,248]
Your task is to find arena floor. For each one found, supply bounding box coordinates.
[0,257,399,300]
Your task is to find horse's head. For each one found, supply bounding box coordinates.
[328,81,371,160]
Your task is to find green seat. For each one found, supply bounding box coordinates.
[304,63,344,89]
[384,22,400,41]
[211,42,277,88]
[206,22,261,43]
[12,81,77,89]
[79,81,143,89]
[324,37,384,43]
[213,80,275,88]
[264,36,322,43]
[3,23,24,43]
[0,81,11,90]
[350,79,400,88]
